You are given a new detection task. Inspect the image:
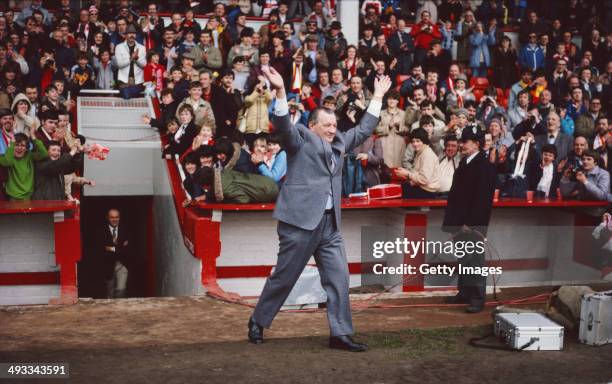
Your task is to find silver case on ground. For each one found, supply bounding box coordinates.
[280,265,327,308]
[579,290,612,346]
[494,312,564,351]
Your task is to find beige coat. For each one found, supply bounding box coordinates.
[243,88,273,134]
[176,97,216,131]
[375,108,408,168]
[11,93,40,137]
[406,145,440,192]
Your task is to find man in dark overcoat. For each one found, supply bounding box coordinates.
[443,124,497,313]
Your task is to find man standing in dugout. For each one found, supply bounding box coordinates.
[248,66,392,351]
[442,125,497,313]
[97,208,131,299]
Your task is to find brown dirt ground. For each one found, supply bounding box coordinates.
[1,286,611,384]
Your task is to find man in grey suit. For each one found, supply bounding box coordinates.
[534,111,573,164]
[248,66,392,351]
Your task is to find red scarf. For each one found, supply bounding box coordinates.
[446,77,455,94]
[290,62,303,94]
[145,30,155,51]
[344,58,357,80]
[2,128,13,145]
[426,84,437,100]
[153,64,164,91]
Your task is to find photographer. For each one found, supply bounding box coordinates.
[560,150,610,201]
[476,87,508,128]
[558,136,589,174]
[410,10,441,65]
[242,77,273,146]
[338,76,368,131]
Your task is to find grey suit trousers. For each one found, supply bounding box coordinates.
[252,212,354,336]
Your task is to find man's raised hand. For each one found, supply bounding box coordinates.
[373,75,392,99]
[262,66,285,96]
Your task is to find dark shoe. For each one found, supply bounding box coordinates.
[329,335,368,352]
[465,304,484,313]
[445,294,468,304]
[248,317,264,344]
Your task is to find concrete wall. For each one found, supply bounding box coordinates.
[152,155,203,297]
[84,147,157,196]
[0,213,60,305]
[217,209,407,296]
[215,207,604,296]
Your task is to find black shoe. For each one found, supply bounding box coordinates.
[248,317,264,344]
[329,335,368,352]
[444,294,468,304]
[465,304,484,313]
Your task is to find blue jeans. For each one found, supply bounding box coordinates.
[471,66,487,78]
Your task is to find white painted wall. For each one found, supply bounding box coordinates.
[152,155,203,297]
[0,213,59,305]
[337,1,360,45]
[84,147,158,196]
[0,214,56,273]
[215,207,604,297]
[0,285,61,306]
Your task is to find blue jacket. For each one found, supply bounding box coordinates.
[468,30,496,68]
[258,150,287,184]
[560,165,611,201]
[560,116,575,136]
[518,44,545,71]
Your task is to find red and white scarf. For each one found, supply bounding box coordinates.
[291,62,303,94]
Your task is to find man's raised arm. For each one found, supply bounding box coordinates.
[263,67,304,155]
[344,75,392,152]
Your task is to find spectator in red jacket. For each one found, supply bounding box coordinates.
[410,10,441,66]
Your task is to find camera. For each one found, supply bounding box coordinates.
[526,114,537,125]
[482,96,495,107]
[567,166,584,181]
[347,101,357,113]
[44,59,55,68]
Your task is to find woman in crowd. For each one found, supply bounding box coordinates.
[492,35,518,91]
[254,134,287,184]
[182,152,206,205]
[11,93,39,137]
[338,45,364,81]
[375,90,408,169]
[396,128,440,199]
[468,21,496,78]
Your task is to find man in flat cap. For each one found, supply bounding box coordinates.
[442,124,497,313]
[115,24,147,88]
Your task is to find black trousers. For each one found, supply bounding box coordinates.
[402,183,437,199]
[455,231,487,308]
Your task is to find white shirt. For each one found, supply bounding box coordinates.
[537,163,554,197]
[465,151,478,164]
[175,124,187,142]
[108,225,118,251]
[438,156,458,193]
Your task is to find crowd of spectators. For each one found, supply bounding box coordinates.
[0,0,610,205]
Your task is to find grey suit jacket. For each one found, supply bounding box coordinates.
[535,132,573,163]
[272,111,379,230]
